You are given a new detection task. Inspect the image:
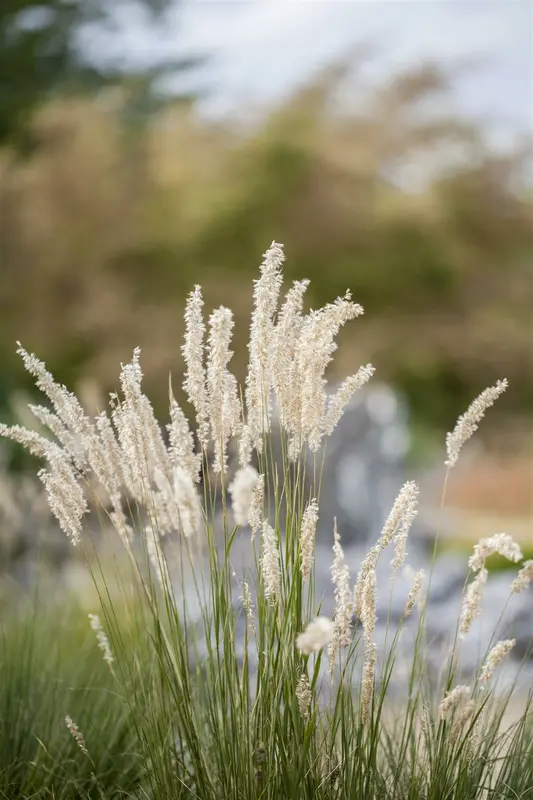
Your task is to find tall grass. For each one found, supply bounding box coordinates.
[1,241,532,798]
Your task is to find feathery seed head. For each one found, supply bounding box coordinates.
[445,379,508,468]
[296,616,334,655]
[248,472,264,537]
[182,285,209,447]
[439,685,471,721]
[468,533,523,573]
[207,306,238,473]
[228,465,260,527]
[245,242,285,448]
[88,613,114,667]
[330,521,353,651]
[479,639,515,686]
[300,498,319,583]
[460,567,488,638]
[404,569,425,617]
[167,385,201,482]
[511,560,533,594]
[260,520,280,602]
[173,466,203,538]
[361,639,377,726]
[322,365,375,438]
[296,672,312,721]
[65,715,89,756]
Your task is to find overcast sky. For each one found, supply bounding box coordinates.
[90,0,532,142]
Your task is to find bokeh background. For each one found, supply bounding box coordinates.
[1,0,532,541]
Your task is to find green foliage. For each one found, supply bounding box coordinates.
[0,0,196,149]
[0,592,144,798]
[0,61,531,440]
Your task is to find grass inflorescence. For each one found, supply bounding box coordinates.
[0,241,531,799]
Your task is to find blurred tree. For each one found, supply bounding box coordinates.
[0,0,199,150]
[0,57,531,450]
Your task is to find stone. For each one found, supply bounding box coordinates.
[309,382,411,545]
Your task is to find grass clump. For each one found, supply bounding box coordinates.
[0,241,532,798]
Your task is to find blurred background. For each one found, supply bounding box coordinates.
[0,0,532,570]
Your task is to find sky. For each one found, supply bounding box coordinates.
[88,0,532,143]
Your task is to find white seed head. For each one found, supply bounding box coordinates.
[297,292,364,451]
[460,567,488,638]
[404,569,425,617]
[468,533,523,573]
[321,365,375,438]
[260,520,280,602]
[354,482,419,616]
[330,520,353,648]
[511,560,533,594]
[248,473,265,538]
[296,616,334,655]
[241,581,255,627]
[206,306,238,473]
[361,568,377,637]
[88,613,114,667]
[65,715,89,756]
[245,241,285,449]
[296,672,312,721]
[300,498,319,583]
[167,389,201,482]
[445,380,508,468]
[479,639,516,686]
[439,685,471,721]
[182,285,210,447]
[228,465,260,527]
[37,451,88,546]
[391,482,419,571]
[173,466,203,538]
[361,639,377,726]
[271,279,309,437]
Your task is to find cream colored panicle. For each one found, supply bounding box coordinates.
[206,307,239,473]
[468,533,523,573]
[245,242,285,450]
[460,567,488,638]
[300,498,319,583]
[322,365,375,438]
[404,569,425,617]
[65,715,89,756]
[439,685,471,721]
[167,388,201,482]
[271,279,310,436]
[361,640,377,726]
[182,285,210,448]
[88,613,114,667]
[479,639,516,686]
[297,292,364,452]
[329,520,353,675]
[173,466,203,538]
[241,581,255,627]
[228,465,260,527]
[296,617,334,655]
[511,560,533,593]
[37,451,88,546]
[391,481,419,571]
[296,673,312,721]
[361,568,377,638]
[354,481,419,617]
[445,379,508,468]
[260,521,280,602]
[248,472,265,537]
[16,343,89,442]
